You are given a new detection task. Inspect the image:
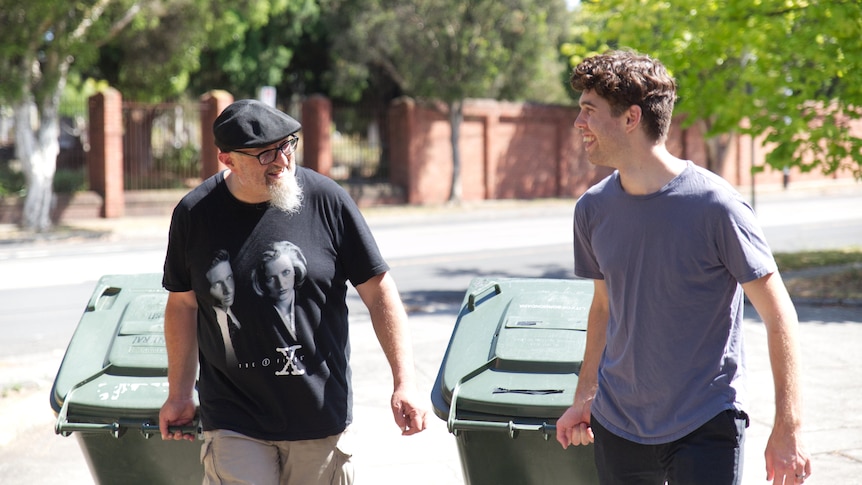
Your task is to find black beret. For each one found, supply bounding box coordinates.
[213,99,301,152]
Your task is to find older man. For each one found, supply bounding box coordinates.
[159,99,427,485]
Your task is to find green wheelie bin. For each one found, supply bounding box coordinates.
[431,277,599,485]
[51,273,202,485]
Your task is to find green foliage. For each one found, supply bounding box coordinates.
[329,0,571,104]
[53,169,87,194]
[0,0,138,105]
[158,143,200,176]
[185,0,321,99]
[0,164,26,197]
[123,142,201,190]
[566,0,862,178]
[60,74,109,118]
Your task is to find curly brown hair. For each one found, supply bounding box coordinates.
[570,50,677,143]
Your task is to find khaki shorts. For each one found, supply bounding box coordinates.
[200,428,354,485]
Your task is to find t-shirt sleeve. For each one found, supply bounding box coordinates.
[162,202,192,292]
[714,196,777,284]
[573,198,604,280]
[334,189,389,287]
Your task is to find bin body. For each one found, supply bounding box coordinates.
[432,278,599,485]
[50,273,203,484]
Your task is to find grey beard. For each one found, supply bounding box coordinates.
[268,173,303,214]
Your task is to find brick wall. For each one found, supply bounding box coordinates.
[6,92,855,224]
[389,97,858,205]
[388,98,614,204]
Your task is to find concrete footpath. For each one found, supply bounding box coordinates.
[1,186,862,484]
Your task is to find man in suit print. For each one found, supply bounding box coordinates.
[206,250,241,366]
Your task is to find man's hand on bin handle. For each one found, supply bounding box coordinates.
[556,397,594,449]
[160,397,198,442]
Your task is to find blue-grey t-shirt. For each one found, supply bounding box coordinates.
[573,161,776,444]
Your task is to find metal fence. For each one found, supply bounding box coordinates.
[329,101,388,181]
[120,98,387,190]
[122,101,202,191]
[2,96,388,195]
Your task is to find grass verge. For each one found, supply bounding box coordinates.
[774,248,862,301]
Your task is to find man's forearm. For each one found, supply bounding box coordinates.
[576,280,609,399]
[360,273,417,388]
[164,292,199,400]
[743,273,803,429]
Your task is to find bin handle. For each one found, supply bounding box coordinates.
[446,358,559,440]
[54,368,201,440]
[55,366,112,437]
[467,282,502,311]
[446,358,495,435]
[448,419,556,440]
[56,412,200,439]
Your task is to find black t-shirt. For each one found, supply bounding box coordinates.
[163,167,389,440]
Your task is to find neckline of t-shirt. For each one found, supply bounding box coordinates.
[613,160,693,200]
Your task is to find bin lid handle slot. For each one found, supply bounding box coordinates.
[467,282,502,311]
[86,285,122,312]
[492,387,564,395]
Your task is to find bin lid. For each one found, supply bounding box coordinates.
[51,273,196,421]
[432,278,592,420]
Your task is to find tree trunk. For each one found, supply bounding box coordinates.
[696,117,731,176]
[15,99,60,232]
[448,99,464,204]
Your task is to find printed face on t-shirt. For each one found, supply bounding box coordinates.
[263,254,296,303]
[206,260,236,308]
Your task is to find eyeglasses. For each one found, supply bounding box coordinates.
[233,136,299,165]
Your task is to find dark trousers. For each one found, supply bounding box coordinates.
[592,410,748,485]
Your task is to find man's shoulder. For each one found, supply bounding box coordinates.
[177,171,225,209]
[682,164,750,209]
[297,166,340,189]
[581,172,617,197]
[576,172,618,211]
[297,167,354,206]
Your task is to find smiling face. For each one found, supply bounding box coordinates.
[221,138,299,206]
[575,89,629,169]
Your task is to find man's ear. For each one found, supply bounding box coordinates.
[624,105,642,133]
[218,151,234,169]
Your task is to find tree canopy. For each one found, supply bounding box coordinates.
[0,0,145,230]
[0,0,322,230]
[328,0,571,200]
[564,0,862,177]
[329,0,571,105]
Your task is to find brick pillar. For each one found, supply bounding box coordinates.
[301,95,332,177]
[88,88,124,218]
[200,90,234,180]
